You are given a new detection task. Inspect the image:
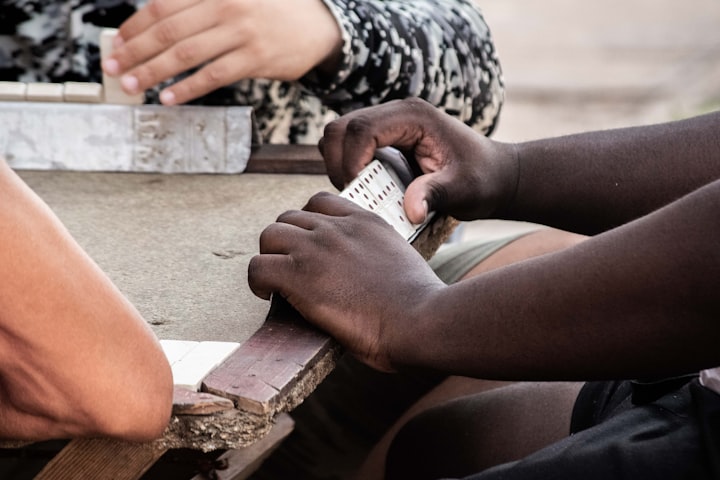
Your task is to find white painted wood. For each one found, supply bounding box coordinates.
[0,102,254,173]
[100,28,144,105]
[25,83,64,102]
[160,339,199,365]
[63,82,103,103]
[161,340,240,391]
[0,81,27,101]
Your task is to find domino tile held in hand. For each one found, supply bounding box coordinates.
[100,28,144,105]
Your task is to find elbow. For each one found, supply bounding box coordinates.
[113,367,174,442]
[124,380,174,442]
[87,361,174,442]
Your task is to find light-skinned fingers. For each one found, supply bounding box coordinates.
[107,4,218,80]
[159,48,251,105]
[117,0,202,43]
[120,28,240,97]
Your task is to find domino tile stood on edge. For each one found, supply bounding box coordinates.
[100,28,144,105]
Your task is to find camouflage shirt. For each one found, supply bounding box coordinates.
[0,0,504,143]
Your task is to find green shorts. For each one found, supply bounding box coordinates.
[430,232,533,284]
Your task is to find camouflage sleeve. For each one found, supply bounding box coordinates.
[301,0,505,135]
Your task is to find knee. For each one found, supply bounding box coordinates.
[385,405,470,480]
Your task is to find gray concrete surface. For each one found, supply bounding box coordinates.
[462,0,720,242]
[21,170,334,343]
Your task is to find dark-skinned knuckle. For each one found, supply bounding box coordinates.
[322,119,345,140]
[275,209,300,223]
[344,115,375,139]
[247,256,261,279]
[258,224,281,251]
[403,96,431,112]
[427,180,450,208]
[303,192,329,212]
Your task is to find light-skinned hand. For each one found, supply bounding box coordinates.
[102,0,343,105]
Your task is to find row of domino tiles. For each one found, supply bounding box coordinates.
[161,339,241,391]
[1,81,107,103]
[0,29,142,105]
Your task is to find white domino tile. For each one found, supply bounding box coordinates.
[100,28,144,105]
[0,81,27,101]
[25,83,64,102]
[63,82,103,103]
[161,340,240,391]
[160,339,199,365]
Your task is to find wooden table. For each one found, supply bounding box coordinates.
[9,145,456,479]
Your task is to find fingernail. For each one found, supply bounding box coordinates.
[120,75,139,94]
[422,200,429,223]
[112,34,124,48]
[102,58,120,75]
[160,89,176,105]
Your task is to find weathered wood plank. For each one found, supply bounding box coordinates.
[172,388,235,416]
[245,144,325,174]
[203,297,340,416]
[190,413,295,480]
[34,438,166,480]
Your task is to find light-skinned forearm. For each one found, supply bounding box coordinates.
[0,160,173,441]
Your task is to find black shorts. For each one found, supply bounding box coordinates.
[463,375,720,479]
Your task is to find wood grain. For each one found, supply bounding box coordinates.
[34,438,166,480]
[245,145,325,174]
[203,297,341,416]
[172,388,235,415]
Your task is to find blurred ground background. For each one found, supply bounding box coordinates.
[460,0,720,241]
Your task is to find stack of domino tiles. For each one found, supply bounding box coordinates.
[339,159,433,242]
[0,28,254,174]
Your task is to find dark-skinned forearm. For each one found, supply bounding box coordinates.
[394,179,720,380]
[503,111,720,234]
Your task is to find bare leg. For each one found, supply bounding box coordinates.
[462,227,588,276]
[353,227,587,479]
[385,382,584,480]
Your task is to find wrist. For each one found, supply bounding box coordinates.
[385,282,447,372]
[492,141,522,218]
[309,0,344,75]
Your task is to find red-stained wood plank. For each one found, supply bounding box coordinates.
[172,387,236,415]
[245,144,326,174]
[202,297,339,415]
